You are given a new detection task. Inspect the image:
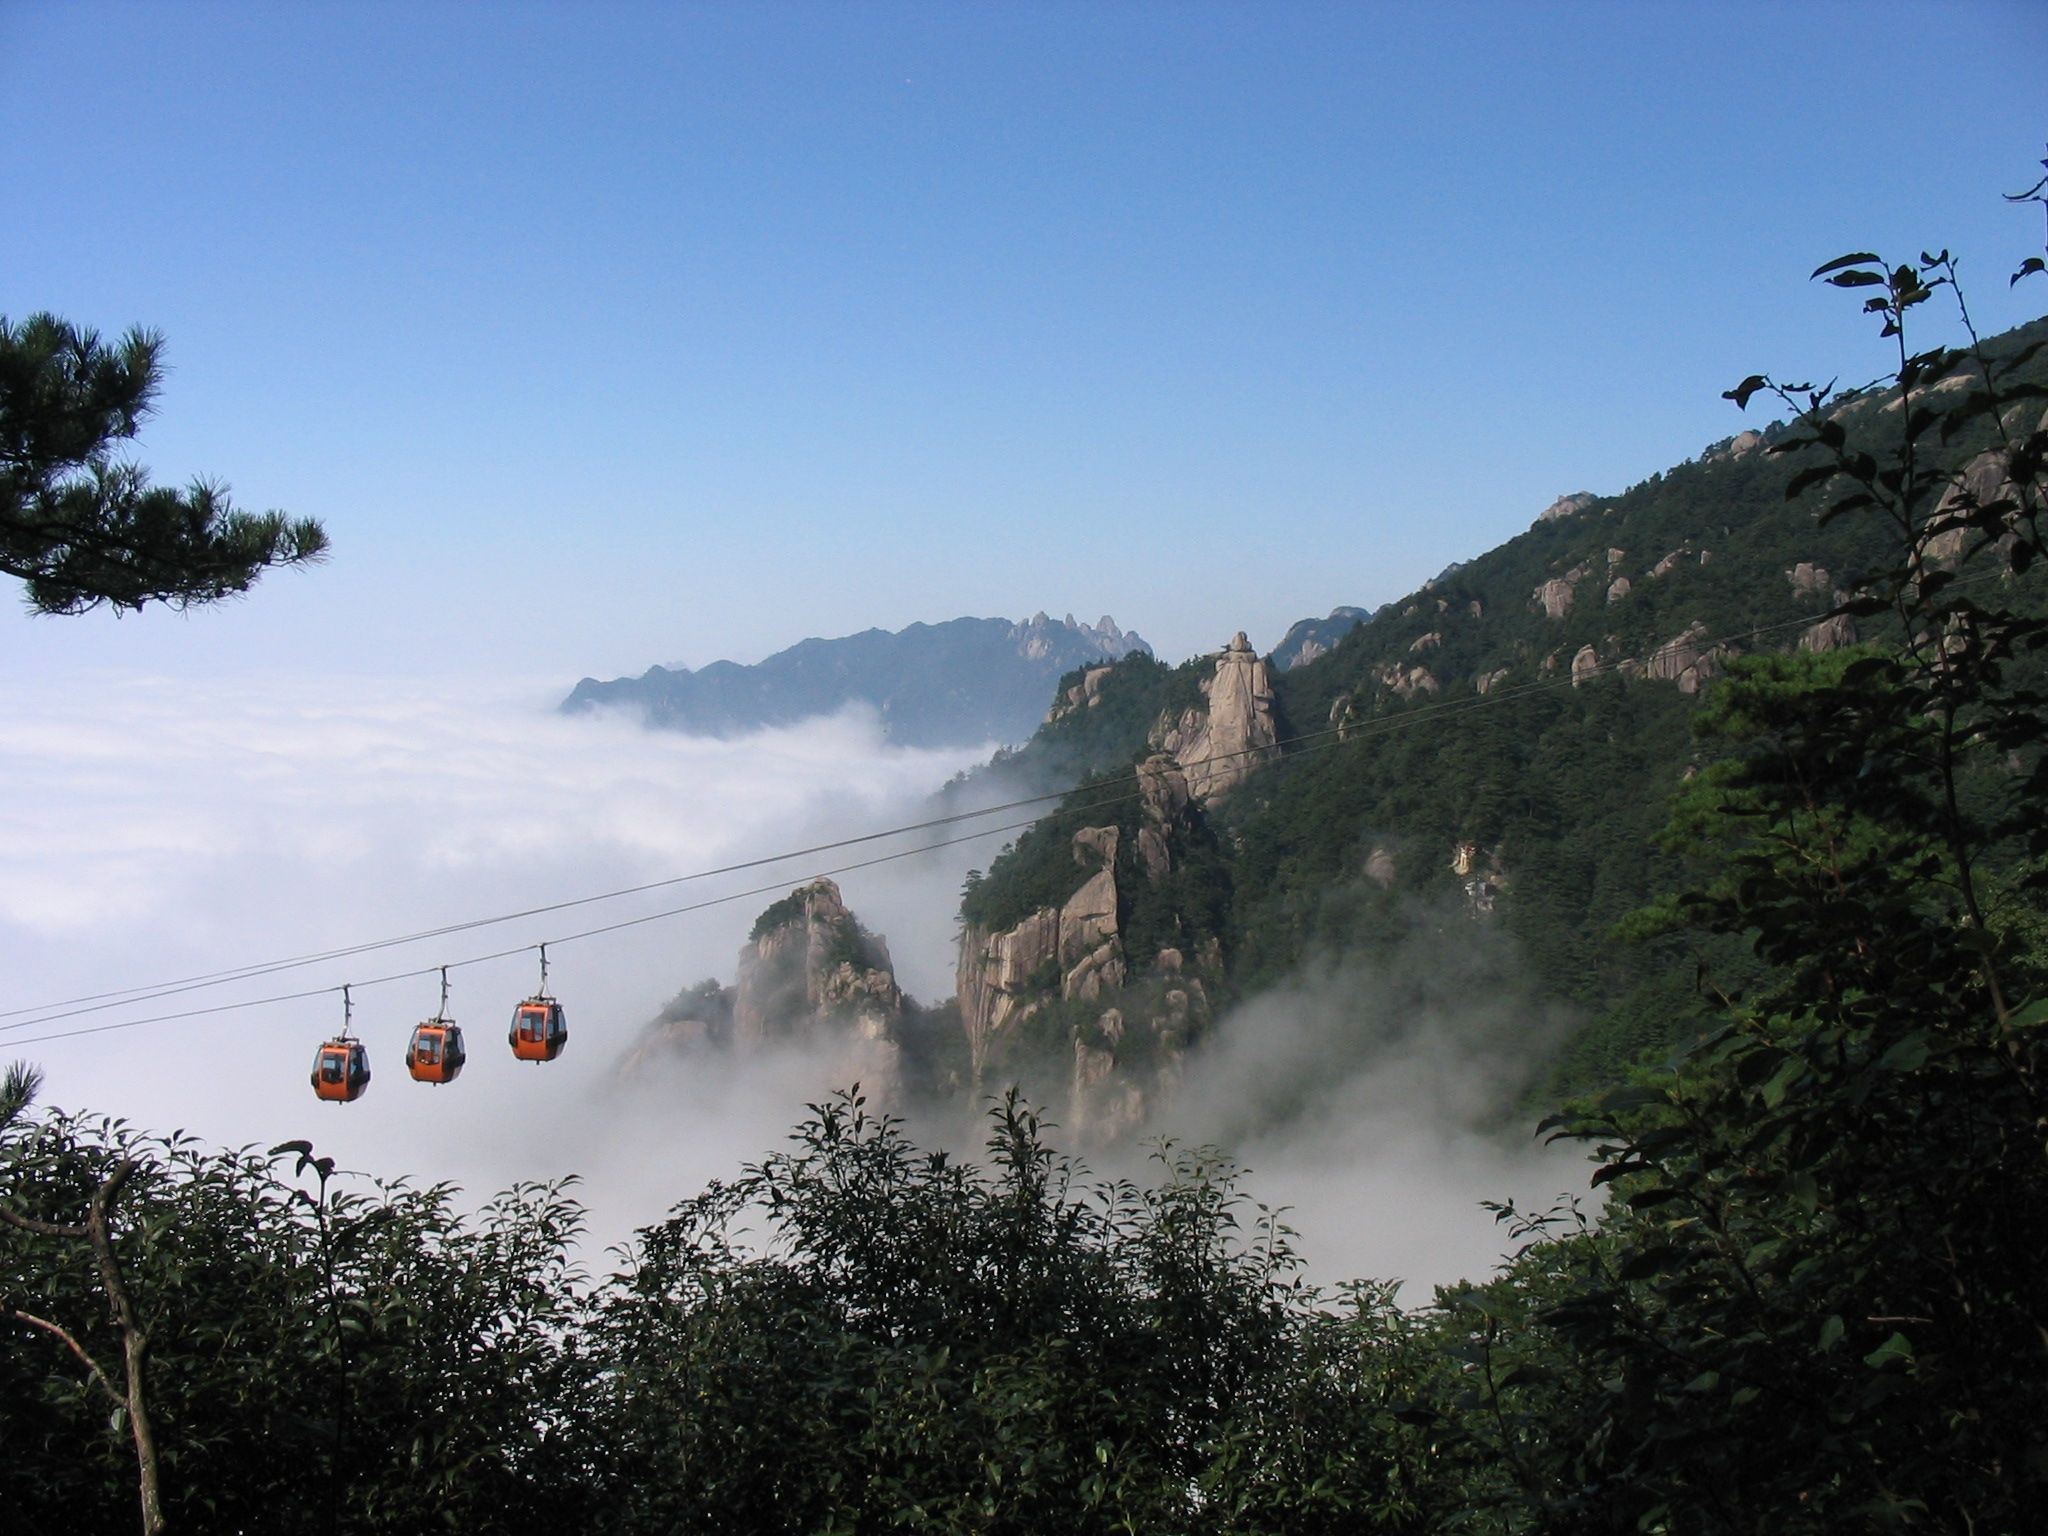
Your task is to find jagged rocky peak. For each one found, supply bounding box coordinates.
[1011,610,1144,662]
[736,877,902,1046]
[616,878,905,1091]
[1150,631,1279,804]
[614,979,736,1077]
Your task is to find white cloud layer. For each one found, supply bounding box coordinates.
[0,670,993,1245]
[1147,930,1591,1294]
[2,669,1588,1292]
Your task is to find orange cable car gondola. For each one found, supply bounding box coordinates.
[311,985,372,1104]
[406,968,466,1085]
[509,944,568,1063]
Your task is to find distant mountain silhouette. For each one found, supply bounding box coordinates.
[562,613,1152,748]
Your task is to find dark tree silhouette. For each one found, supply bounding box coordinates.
[0,312,327,615]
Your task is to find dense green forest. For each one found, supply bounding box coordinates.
[8,241,2048,1532]
[955,304,2048,1106]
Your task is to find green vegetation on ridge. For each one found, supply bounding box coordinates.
[8,206,2048,1535]
[957,308,2048,1100]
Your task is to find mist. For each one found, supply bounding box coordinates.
[0,667,995,1258]
[1141,908,1592,1295]
[2,667,1589,1294]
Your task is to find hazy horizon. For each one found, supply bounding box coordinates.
[5,1,2045,1292]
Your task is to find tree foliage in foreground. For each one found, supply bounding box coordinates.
[4,1088,1460,1535]
[0,312,327,615]
[587,1090,1453,1534]
[1,1096,591,1535]
[1488,238,2048,1531]
[7,209,2048,1534]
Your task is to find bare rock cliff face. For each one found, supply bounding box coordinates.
[620,878,906,1093]
[1534,576,1578,621]
[1046,664,1117,724]
[1135,754,1188,883]
[735,878,903,1046]
[1377,662,1441,699]
[1799,613,1859,653]
[1149,632,1278,804]
[615,981,734,1077]
[956,829,1126,1084]
[954,753,1208,1132]
[1923,418,2048,565]
[1070,946,1211,1147]
[1640,621,1726,696]
[1536,491,1596,524]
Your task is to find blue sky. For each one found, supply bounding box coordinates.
[3,0,2045,1279]
[4,1,2045,681]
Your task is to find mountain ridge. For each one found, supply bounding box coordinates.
[563,612,1151,749]
[622,310,2048,1141]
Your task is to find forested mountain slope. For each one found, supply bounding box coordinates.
[953,313,2048,1118]
[13,239,2048,1536]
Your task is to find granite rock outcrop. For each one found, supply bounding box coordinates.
[1149,632,1279,804]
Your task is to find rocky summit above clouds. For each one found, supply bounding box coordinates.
[563,613,1151,749]
[619,877,915,1095]
[619,313,2048,1153]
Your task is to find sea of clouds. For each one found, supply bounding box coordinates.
[0,671,993,1241]
[0,668,1583,1292]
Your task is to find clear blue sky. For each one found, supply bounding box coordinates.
[3,1,2045,1272]
[5,1,2045,681]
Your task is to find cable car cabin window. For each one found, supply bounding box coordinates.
[415,1035,441,1064]
[511,1001,567,1061]
[513,1004,563,1036]
[319,1052,344,1083]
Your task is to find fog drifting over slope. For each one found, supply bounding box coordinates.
[2,669,1581,1292]
[0,672,991,1237]
[1142,913,1588,1292]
